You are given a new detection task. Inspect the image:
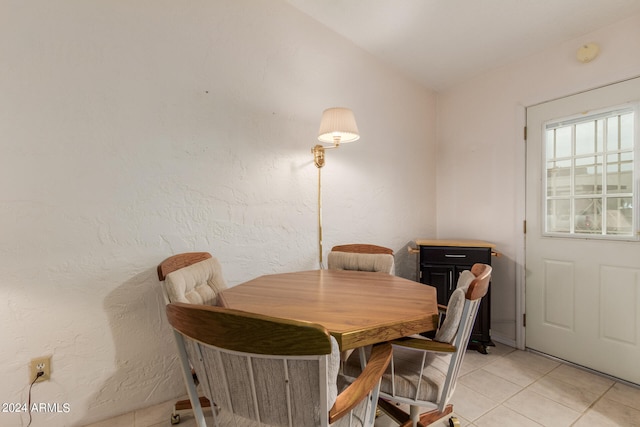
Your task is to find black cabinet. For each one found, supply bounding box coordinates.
[417,241,494,353]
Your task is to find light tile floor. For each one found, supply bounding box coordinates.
[85,343,640,427]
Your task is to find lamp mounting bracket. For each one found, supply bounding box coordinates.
[312,144,325,168]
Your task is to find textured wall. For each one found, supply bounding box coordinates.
[436,13,640,345]
[0,1,436,425]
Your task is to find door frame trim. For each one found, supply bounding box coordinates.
[516,104,526,350]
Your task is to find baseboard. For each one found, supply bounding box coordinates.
[489,332,516,349]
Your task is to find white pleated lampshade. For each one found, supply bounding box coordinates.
[317,107,360,145]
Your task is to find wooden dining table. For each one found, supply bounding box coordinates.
[218,269,439,351]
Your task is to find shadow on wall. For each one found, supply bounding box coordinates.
[77,269,185,426]
[394,241,420,282]
[486,251,516,344]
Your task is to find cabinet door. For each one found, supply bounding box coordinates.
[423,262,490,339]
[421,265,454,305]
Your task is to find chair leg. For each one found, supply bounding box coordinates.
[377,399,453,427]
[410,405,420,427]
[377,399,409,425]
[172,396,211,424]
[174,396,211,411]
[416,404,453,426]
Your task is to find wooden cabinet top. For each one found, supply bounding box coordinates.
[415,239,496,249]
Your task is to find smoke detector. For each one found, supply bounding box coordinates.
[576,43,599,63]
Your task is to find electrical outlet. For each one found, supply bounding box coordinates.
[29,356,51,382]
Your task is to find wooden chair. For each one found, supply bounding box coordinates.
[327,244,395,275]
[422,268,477,341]
[157,252,228,424]
[327,244,396,364]
[345,264,492,427]
[166,302,393,427]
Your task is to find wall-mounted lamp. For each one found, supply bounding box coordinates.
[312,107,360,268]
[312,107,360,168]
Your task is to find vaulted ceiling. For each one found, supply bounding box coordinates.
[287,0,640,91]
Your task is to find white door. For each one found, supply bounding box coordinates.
[526,77,640,384]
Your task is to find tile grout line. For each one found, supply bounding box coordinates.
[519,362,587,425]
[500,364,556,427]
[568,381,617,426]
[527,347,640,390]
[522,353,640,420]
[481,353,585,426]
[457,346,522,424]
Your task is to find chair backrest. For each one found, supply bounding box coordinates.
[166,302,373,427]
[157,252,227,305]
[327,244,395,274]
[437,263,491,408]
[157,252,213,281]
[331,244,393,255]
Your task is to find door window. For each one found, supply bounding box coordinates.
[544,106,637,238]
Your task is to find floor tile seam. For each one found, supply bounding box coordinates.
[567,398,639,427]
[600,390,640,413]
[459,356,496,375]
[541,372,609,393]
[502,384,584,426]
[133,410,143,427]
[521,377,591,417]
[497,401,551,427]
[541,377,611,404]
[464,399,501,423]
[462,359,495,373]
[480,363,541,389]
[612,378,640,390]
[527,347,640,390]
[457,388,520,407]
[458,368,525,404]
[449,382,500,422]
[501,358,559,376]
[478,366,529,391]
[544,371,640,414]
[483,352,552,377]
[463,351,507,369]
[458,358,499,380]
[544,360,618,396]
[567,382,616,426]
[534,360,616,393]
[528,365,605,403]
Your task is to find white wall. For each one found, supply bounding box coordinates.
[0,1,436,425]
[436,13,640,345]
